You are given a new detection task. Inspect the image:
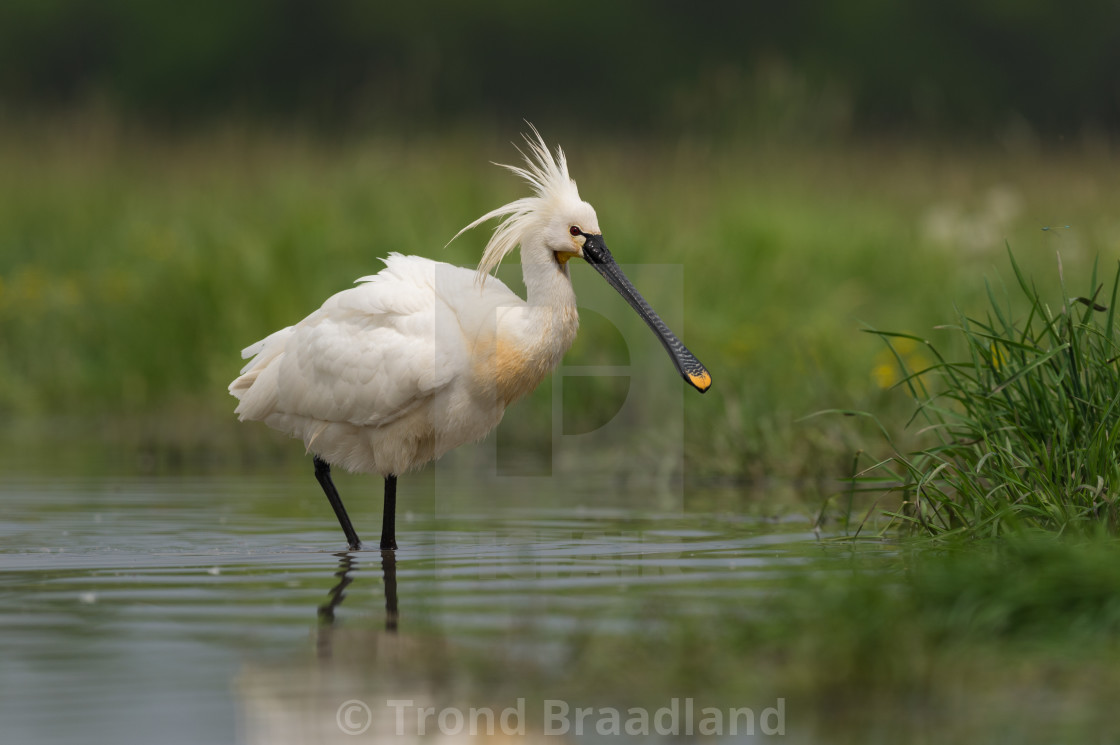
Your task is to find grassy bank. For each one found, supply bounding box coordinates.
[848,250,1120,537]
[2,118,1119,496]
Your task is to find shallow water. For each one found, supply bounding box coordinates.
[0,474,861,744]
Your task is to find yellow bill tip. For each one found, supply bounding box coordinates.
[688,370,712,392]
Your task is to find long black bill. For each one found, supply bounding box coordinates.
[580,233,711,393]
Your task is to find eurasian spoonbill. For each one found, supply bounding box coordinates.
[229,129,711,551]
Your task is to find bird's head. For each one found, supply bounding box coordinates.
[451,125,711,394]
[543,205,602,268]
[450,124,602,277]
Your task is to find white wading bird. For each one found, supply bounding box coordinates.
[229,128,711,551]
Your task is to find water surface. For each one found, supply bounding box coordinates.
[1,475,849,743]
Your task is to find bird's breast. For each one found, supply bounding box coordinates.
[473,305,578,407]
[488,338,551,405]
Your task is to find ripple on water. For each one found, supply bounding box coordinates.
[0,476,880,744]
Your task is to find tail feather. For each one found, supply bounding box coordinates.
[228,326,293,419]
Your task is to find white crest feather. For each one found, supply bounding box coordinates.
[449,124,582,282]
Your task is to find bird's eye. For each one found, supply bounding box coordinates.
[569,225,581,237]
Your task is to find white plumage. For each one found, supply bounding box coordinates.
[230,127,709,550]
[230,252,573,475]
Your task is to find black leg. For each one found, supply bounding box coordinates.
[380,475,398,551]
[381,549,399,631]
[314,456,362,551]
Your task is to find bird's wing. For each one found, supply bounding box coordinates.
[236,255,475,428]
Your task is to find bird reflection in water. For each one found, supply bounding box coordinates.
[241,551,568,743]
[316,549,399,659]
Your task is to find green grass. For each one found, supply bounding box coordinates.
[3,116,1120,495]
[848,250,1120,537]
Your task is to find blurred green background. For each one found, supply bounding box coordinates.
[3,0,1120,136]
[1,2,1118,498]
